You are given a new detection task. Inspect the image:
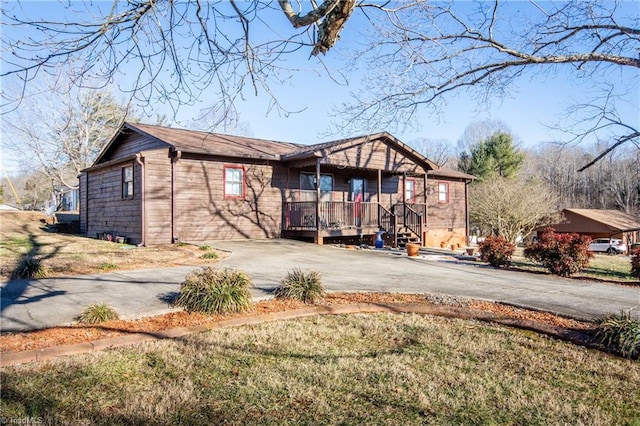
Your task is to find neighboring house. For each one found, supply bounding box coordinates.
[79,122,474,247]
[544,209,640,246]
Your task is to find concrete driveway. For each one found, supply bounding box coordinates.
[1,240,638,332]
[213,240,640,321]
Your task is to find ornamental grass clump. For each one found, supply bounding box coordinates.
[175,267,252,314]
[524,227,592,277]
[478,235,515,268]
[594,312,640,360]
[11,256,48,279]
[77,303,119,325]
[275,268,325,304]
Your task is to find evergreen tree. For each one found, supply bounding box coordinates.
[459,132,524,180]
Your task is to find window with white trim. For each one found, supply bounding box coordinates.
[405,178,416,203]
[438,182,449,203]
[122,165,134,198]
[224,166,245,198]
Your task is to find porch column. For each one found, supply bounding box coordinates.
[315,157,323,245]
[377,169,381,204]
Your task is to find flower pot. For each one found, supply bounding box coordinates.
[466,247,476,255]
[406,243,420,257]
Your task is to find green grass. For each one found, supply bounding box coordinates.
[0,236,33,252]
[199,244,212,251]
[200,251,219,260]
[2,314,639,425]
[98,262,118,271]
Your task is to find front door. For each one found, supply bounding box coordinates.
[350,178,365,226]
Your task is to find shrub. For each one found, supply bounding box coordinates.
[478,235,515,268]
[200,251,219,260]
[175,267,252,314]
[524,228,592,277]
[594,312,640,360]
[199,244,212,251]
[11,256,48,279]
[631,248,640,279]
[77,303,119,324]
[274,268,325,303]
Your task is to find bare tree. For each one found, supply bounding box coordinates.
[523,142,640,215]
[2,1,637,164]
[338,1,639,166]
[470,176,561,243]
[2,77,131,189]
[409,137,454,168]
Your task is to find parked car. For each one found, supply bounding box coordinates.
[588,238,627,254]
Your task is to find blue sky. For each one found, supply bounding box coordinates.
[1,1,638,175]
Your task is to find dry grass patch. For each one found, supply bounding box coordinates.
[2,314,639,425]
[0,211,223,281]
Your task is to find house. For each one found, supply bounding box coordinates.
[545,209,640,246]
[79,122,474,247]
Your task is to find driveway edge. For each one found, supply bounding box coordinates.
[0,303,595,367]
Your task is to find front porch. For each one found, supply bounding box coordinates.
[283,201,426,246]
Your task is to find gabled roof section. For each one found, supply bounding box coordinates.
[93,122,303,165]
[428,168,475,181]
[564,209,640,232]
[92,123,442,173]
[126,122,301,160]
[281,131,438,171]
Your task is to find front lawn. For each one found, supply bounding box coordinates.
[0,211,220,280]
[2,313,639,425]
[511,248,637,284]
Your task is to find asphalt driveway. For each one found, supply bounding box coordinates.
[1,240,639,332]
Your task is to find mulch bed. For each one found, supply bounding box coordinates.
[0,293,593,354]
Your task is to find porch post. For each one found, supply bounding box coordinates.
[315,157,323,245]
[377,169,381,204]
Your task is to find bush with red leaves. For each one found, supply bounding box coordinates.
[524,227,592,277]
[631,248,640,279]
[479,235,516,268]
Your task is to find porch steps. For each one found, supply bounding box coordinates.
[396,230,421,248]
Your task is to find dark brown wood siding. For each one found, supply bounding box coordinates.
[425,178,467,247]
[101,132,168,163]
[144,151,173,245]
[85,161,142,244]
[320,140,426,174]
[174,156,285,241]
[79,173,88,234]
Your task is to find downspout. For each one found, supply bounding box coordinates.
[171,150,182,244]
[135,154,146,246]
[171,150,182,243]
[465,178,471,246]
[85,172,89,236]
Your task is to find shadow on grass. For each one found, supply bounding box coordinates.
[1,226,65,314]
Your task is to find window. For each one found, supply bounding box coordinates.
[224,166,245,198]
[438,182,449,203]
[122,165,134,198]
[300,172,333,201]
[405,178,416,203]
